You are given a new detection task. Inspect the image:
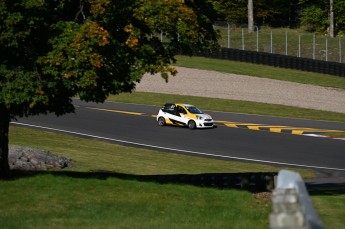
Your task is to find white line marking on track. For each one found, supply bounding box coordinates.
[12,122,345,171]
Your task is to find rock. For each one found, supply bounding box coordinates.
[9,145,71,171]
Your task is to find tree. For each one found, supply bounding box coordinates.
[212,0,247,24]
[248,0,254,32]
[299,0,345,35]
[299,0,330,33]
[0,0,218,178]
[329,0,334,37]
[212,0,300,28]
[254,0,299,27]
[334,0,345,35]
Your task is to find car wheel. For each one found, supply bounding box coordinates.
[158,117,166,126]
[188,120,196,129]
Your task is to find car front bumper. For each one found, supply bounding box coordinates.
[195,120,214,128]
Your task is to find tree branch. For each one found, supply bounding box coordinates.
[74,0,86,22]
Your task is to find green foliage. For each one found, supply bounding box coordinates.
[0,0,218,117]
[255,0,299,27]
[213,0,247,24]
[299,0,345,35]
[299,4,328,33]
[334,0,345,34]
[0,0,218,176]
[213,0,345,31]
[212,0,299,27]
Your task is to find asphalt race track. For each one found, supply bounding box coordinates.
[13,100,345,172]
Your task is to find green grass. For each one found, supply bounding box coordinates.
[175,55,345,90]
[108,92,345,123]
[0,173,270,229]
[3,126,307,229]
[309,187,345,229]
[3,126,344,229]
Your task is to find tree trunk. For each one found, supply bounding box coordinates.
[0,104,10,179]
[329,0,334,38]
[248,0,254,33]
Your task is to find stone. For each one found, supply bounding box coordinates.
[9,145,71,171]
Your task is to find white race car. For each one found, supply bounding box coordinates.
[157,103,214,129]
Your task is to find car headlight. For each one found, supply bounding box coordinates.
[196,115,203,120]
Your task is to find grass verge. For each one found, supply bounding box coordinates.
[175,55,345,90]
[108,92,345,123]
[309,187,345,229]
[3,126,344,228]
[0,172,270,229]
[2,126,313,229]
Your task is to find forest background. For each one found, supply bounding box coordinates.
[212,0,344,37]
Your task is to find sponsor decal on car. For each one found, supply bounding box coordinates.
[157,103,214,129]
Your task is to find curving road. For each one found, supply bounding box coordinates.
[13,100,345,172]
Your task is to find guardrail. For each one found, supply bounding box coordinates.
[196,48,345,77]
[270,170,324,229]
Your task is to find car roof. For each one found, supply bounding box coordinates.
[176,103,193,107]
[163,103,194,107]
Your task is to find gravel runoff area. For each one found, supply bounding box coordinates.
[136,67,345,114]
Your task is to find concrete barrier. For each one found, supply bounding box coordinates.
[269,170,324,229]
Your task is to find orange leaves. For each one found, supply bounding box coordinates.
[35,90,45,95]
[64,73,73,79]
[70,21,109,52]
[124,24,134,33]
[124,24,140,48]
[83,21,109,47]
[89,53,102,69]
[178,4,194,16]
[125,38,139,48]
[88,0,110,16]
[64,21,109,70]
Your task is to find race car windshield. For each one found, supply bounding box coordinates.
[187,106,203,114]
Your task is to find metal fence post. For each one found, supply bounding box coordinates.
[285,31,288,56]
[313,34,316,60]
[339,36,342,63]
[212,21,345,64]
[270,31,273,53]
[242,28,245,50]
[326,36,328,61]
[227,23,231,48]
[298,34,301,57]
[255,26,259,52]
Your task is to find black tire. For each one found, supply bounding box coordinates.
[188,120,196,129]
[158,117,166,126]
